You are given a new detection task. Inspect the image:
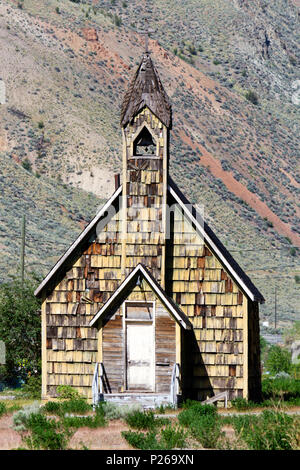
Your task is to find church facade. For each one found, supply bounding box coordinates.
[35,53,264,406]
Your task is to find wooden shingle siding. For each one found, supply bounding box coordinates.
[123,109,166,286]
[166,201,246,401]
[44,203,123,398]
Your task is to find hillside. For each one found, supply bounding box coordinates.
[0,0,299,326]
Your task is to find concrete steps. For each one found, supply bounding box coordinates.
[101,393,173,409]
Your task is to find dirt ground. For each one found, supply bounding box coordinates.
[1,407,299,450]
[69,419,133,450]
[0,415,23,450]
[0,414,133,450]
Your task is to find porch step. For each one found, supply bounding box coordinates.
[101,393,173,409]
[201,391,228,408]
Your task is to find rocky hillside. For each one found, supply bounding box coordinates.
[0,0,299,326]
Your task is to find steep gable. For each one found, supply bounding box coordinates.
[120,53,172,128]
[35,185,122,299]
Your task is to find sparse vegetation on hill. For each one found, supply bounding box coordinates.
[0,0,299,325]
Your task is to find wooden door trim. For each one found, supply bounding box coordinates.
[122,301,156,392]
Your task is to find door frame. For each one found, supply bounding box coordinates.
[122,300,156,392]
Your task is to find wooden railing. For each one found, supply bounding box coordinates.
[92,362,104,407]
[170,363,180,406]
[201,391,228,408]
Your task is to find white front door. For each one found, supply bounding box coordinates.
[126,322,154,391]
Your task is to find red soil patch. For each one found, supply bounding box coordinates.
[180,130,300,247]
[82,28,98,43]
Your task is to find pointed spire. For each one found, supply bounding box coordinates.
[120,53,172,128]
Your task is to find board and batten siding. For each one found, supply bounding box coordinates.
[101,292,176,394]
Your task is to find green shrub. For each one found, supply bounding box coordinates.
[122,430,162,450]
[24,413,69,450]
[114,14,122,27]
[21,375,41,399]
[63,408,106,429]
[229,414,258,435]
[0,402,7,417]
[0,279,41,383]
[160,424,187,449]
[43,397,92,416]
[43,400,62,415]
[266,345,292,375]
[56,385,81,400]
[13,401,41,432]
[262,377,300,401]
[61,398,91,415]
[22,158,32,172]
[190,414,224,449]
[122,424,187,450]
[178,402,216,427]
[178,402,223,448]
[182,400,217,413]
[100,401,141,420]
[231,410,297,450]
[231,397,253,410]
[245,90,259,105]
[125,409,162,430]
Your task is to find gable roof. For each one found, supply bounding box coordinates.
[168,177,265,303]
[89,263,192,329]
[35,178,264,304]
[120,53,172,128]
[34,185,122,298]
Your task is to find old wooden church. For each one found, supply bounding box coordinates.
[35,52,264,407]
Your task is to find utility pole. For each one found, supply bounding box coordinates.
[20,214,26,285]
[274,286,277,330]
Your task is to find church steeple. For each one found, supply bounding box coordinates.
[120,54,171,287]
[120,53,172,129]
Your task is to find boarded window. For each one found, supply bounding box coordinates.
[229,365,236,377]
[125,302,153,320]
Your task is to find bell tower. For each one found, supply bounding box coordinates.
[120,52,172,286]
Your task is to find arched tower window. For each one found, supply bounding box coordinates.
[133,126,156,156]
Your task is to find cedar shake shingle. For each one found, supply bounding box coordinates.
[120,53,172,128]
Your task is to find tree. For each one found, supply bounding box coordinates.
[0,277,41,385]
[265,345,292,375]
